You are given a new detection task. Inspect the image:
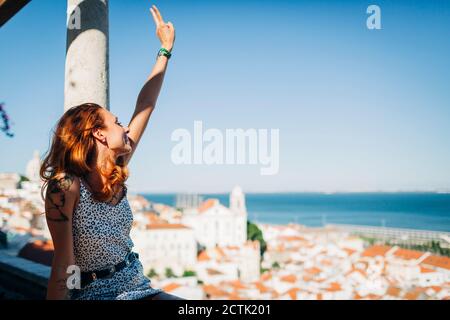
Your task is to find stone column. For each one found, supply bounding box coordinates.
[64,0,109,111]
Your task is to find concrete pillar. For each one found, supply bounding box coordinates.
[64,0,109,111]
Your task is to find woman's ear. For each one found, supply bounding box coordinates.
[92,128,106,143]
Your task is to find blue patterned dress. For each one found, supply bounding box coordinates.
[68,178,162,300]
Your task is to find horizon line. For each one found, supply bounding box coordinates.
[131,189,450,195]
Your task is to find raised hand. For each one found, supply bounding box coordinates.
[150,4,175,52]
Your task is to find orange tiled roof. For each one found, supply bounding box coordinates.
[353,293,363,300]
[393,248,425,261]
[198,251,210,261]
[422,255,450,270]
[246,240,260,250]
[206,268,223,275]
[228,292,245,300]
[343,248,356,256]
[302,275,313,282]
[386,286,401,297]
[354,268,368,277]
[271,290,280,299]
[215,247,226,258]
[404,291,421,300]
[304,267,321,275]
[284,288,300,300]
[261,272,272,281]
[162,283,182,292]
[198,199,218,213]
[346,268,367,277]
[280,274,297,283]
[326,282,342,292]
[278,235,306,242]
[429,286,442,293]
[361,245,392,258]
[0,207,14,215]
[145,212,165,223]
[203,284,228,297]
[254,282,271,293]
[420,266,436,273]
[229,280,247,290]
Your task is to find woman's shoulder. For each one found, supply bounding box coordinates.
[47,172,81,197]
[44,172,81,222]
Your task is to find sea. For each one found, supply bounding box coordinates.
[141,192,450,232]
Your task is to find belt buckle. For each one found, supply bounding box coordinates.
[104,265,116,279]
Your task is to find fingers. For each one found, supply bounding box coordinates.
[149,7,160,26]
[152,4,165,24]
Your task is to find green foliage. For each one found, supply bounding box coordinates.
[272,261,280,269]
[146,268,158,278]
[361,236,450,257]
[360,236,377,245]
[260,267,269,274]
[247,220,267,257]
[165,267,176,278]
[394,240,450,257]
[182,270,196,277]
[18,175,30,188]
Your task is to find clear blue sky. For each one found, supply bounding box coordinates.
[1,0,450,193]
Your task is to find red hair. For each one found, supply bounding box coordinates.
[40,103,129,202]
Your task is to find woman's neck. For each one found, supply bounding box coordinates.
[84,149,117,192]
[84,171,105,193]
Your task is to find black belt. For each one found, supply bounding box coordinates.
[80,252,139,288]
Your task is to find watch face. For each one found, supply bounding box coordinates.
[157,50,170,59]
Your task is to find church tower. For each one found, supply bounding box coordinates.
[26,150,41,182]
[230,185,247,215]
[230,186,247,245]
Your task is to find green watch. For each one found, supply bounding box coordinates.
[157,47,172,60]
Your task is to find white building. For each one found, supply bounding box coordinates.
[26,150,41,183]
[238,240,261,282]
[131,223,197,277]
[196,241,261,284]
[154,277,205,300]
[182,186,247,249]
[0,173,20,191]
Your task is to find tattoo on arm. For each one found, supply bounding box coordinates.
[45,174,74,223]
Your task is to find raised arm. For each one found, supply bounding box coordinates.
[45,174,79,300]
[122,5,176,166]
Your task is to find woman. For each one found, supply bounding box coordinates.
[40,5,182,300]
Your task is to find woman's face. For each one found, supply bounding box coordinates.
[98,109,132,157]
